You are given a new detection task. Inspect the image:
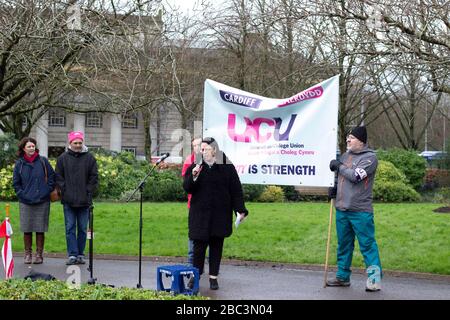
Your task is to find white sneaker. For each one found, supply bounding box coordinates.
[365,278,381,292]
[366,265,381,292]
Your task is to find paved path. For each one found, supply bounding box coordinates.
[10,254,450,300]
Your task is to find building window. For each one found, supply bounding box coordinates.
[86,112,103,128]
[86,145,102,152]
[48,109,66,127]
[122,112,138,129]
[121,147,136,156]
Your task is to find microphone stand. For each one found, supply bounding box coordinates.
[86,204,116,288]
[87,205,96,285]
[127,157,167,289]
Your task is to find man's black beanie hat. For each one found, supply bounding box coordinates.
[350,126,367,144]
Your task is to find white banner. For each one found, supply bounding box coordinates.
[203,75,339,186]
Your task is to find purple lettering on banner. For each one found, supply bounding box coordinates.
[220,90,262,109]
[273,114,297,141]
[260,164,316,175]
[277,86,324,107]
[227,113,297,143]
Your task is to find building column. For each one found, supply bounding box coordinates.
[73,113,85,134]
[110,113,122,153]
[36,112,49,158]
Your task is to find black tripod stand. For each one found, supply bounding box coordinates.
[87,205,96,285]
[127,153,169,288]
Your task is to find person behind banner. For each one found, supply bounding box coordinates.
[183,137,248,290]
[55,131,98,265]
[327,126,382,292]
[12,137,55,264]
[181,137,203,266]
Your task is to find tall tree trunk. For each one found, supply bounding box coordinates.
[142,109,152,160]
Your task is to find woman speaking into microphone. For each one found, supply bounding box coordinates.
[183,137,248,290]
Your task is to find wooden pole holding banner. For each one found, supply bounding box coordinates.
[323,199,334,288]
[5,203,10,217]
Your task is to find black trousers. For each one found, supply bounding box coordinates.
[193,237,224,277]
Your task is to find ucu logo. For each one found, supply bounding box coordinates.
[227,113,297,143]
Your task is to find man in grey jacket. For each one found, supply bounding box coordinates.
[327,126,382,292]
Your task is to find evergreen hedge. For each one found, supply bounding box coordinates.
[377,148,427,189]
[0,279,206,300]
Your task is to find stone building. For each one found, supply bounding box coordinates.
[28,106,193,162]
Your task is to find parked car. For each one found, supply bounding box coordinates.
[419,151,447,167]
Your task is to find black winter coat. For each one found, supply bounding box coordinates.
[55,149,98,207]
[183,162,248,241]
[12,156,55,205]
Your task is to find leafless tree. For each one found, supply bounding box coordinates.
[334,0,449,149]
[372,59,443,149]
[333,0,449,95]
[283,0,450,151]
[0,0,163,140]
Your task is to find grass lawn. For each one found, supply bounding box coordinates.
[2,201,449,275]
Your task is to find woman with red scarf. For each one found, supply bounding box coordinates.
[12,137,55,264]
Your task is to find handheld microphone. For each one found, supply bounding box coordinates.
[192,163,202,177]
[156,152,170,165]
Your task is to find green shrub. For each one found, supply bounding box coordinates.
[0,150,187,202]
[423,169,450,190]
[376,159,408,183]
[0,164,15,200]
[374,161,421,202]
[0,279,206,300]
[298,194,328,202]
[281,185,301,202]
[143,169,187,202]
[0,133,18,200]
[258,185,285,202]
[117,151,138,165]
[373,180,421,202]
[242,184,265,201]
[377,148,427,189]
[94,153,150,200]
[433,187,450,204]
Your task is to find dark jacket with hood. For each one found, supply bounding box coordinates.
[12,155,55,205]
[183,160,248,241]
[55,146,98,207]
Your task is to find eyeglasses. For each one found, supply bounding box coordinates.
[202,147,214,152]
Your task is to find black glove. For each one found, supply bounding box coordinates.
[329,160,341,172]
[328,186,337,200]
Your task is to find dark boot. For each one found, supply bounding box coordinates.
[209,277,219,290]
[23,233,32,264]
[326,278,351,287]
[33,233,44,264]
